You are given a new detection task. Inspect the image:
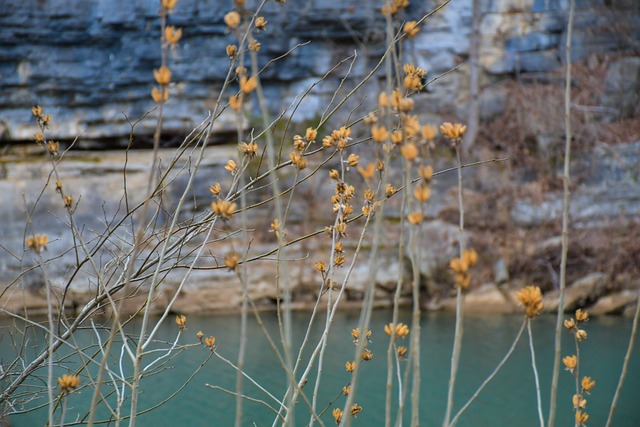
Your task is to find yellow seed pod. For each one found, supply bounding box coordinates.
[224,11,241,29]
[414,184,430,202]
[153,66,171,85]
[403,21,419,37]
[407,211,423,225]
[371,125,389,143]
[151,86,169,103]
[401,143,418,161]
[240,76,257,94]
[391,130,403,144]
[165,26,182,44]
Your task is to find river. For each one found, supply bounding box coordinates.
[2,310,639,426]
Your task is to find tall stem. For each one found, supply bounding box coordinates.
[548,1,574,424]
[443,145,465,427]
[234,48,249,427]
[405,160,422,426]
[249,39,294,389]
[383,4,397,424]
[43,256,54,427]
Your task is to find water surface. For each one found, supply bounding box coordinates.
[2,311,639,426]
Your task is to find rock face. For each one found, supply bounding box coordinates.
[1,0,638,144]
[510,141,640,228]
[589,290,639,316]
[2,137,639,316]
[543,273,608,313]
[601,57,640,122]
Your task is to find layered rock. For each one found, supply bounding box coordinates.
[1,0,638,144]
[2,138,639,317]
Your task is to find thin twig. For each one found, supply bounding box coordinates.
[528,320,545,427]
[450,317,527,426]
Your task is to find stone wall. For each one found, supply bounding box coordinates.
[1,0,637,144]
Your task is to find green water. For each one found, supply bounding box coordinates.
[2,311,639,426]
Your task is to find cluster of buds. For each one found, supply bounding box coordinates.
[314,165,358,282]
[328,179,355,244]
[175,314,187,331]
[562,308,594,425]
[32,106,60,156]
[226,72,257,112]
[449,248,478,289]
[515,285,544,318]
[58,374,80,394]
[270,218,285,240]
[373,79,439,163]
[406,164,434,225]
[240,141,258,158]
[332,408,343,424]
[351,327,374,361]
[255,16,267,31]
[224,11,241,29]
[32,105,51,129]
[31,106,77,210]
[564,308,589,341]
[248,39,261,52]
[403,21,420,38]
[333,328,369,424]
[385,322,410,359]
[397,345,408,358]
[345,360,356,373]
[211,199,237,221]
[351,327,372,345]
[204,335,216,350]
[47,140,60,156]
[357,162,376,180]
[403,63,426,93]
[239,75,257,94]
[384,322,410,340]
[378,88,405,112]
[289,131,313,170]
[322,126,352,150]
[26,234,49,254]
[151,66,171,104]
[560,369,595,425]
[332,403,364,425]
[153,1,183,103]
[440,122,467,145]
[224,252,239,270]
[381,0,409,16]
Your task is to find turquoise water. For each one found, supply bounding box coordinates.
[2,311,639,426]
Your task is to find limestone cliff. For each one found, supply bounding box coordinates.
[1,0,637,144]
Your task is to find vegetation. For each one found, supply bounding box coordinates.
[1,0,638,426]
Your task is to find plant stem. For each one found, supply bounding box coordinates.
[605,283,640,427]
[43,255,55,427]
[450,317,526,426]
[548,0,574,424]
[443,145,465,427]
[528,320,545,427]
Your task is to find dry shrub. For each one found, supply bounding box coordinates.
[479,54,640,176]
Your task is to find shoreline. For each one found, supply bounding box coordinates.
[2,283,636,319]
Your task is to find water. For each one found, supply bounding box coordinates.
[2,311,639,426]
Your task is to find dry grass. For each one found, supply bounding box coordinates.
[479,54,640,174]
